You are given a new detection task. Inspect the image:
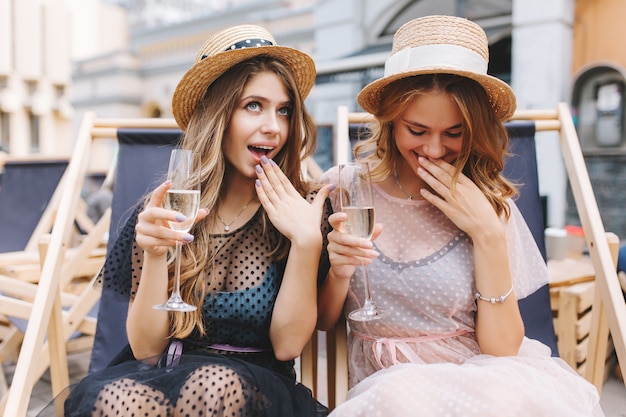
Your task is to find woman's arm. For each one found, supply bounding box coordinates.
[126,182,208,360]
[254,157,334,360]
[471,225,524,355]
[417,157,524,355]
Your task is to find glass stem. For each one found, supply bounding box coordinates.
[362,264,376,312]
[172,240,183,300]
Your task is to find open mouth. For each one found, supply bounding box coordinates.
[248,145,274,159]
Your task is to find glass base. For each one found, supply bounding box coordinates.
[153,296,197,312]
[349,307,384,322]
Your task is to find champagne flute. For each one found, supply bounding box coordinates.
[339,162,384,321]
[153,149,200,312]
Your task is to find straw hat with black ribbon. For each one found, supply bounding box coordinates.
[172,24,316,130]
[357,15,516,121]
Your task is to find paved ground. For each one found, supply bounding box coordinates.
[3,348,625,416]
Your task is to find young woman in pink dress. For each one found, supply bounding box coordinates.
[318,15,603,417]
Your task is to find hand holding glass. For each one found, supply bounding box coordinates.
[153,149,200,312]
[339,162,384,321]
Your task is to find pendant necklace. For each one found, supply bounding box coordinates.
[393,162,417,200]
[216,197,256,231]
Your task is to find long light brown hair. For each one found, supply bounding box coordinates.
[169,56,318,337]
[355,73,516,218]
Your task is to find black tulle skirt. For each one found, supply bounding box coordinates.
[37,343,328,417]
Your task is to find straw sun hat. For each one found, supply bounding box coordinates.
[357,15,516,121]
[172,24,316,129]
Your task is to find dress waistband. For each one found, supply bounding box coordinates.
[182,338,269,353]
[206,343,268,353]
[164,339,269,369]
[351,329,471,369]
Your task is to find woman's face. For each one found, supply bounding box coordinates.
[224,70,291,179]
[392,91,464,173]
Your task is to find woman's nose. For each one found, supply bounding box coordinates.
[422,137,446,159]
[261,112,280,134]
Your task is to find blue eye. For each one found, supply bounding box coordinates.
[278,107,291,116]
[246,102,260,111]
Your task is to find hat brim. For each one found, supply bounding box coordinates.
[357,68,516,122]
[172,45,316,129]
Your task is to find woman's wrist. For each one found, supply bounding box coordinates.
[328,266,352,283]
[289,231,322,251]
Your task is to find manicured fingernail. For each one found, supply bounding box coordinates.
[261,155,269,164]
[256,165,263,173]
[329,183,337,191]
[183,233,194,242]
[175,214,186,222]
[255,179,261,187]
[269,159,276,167]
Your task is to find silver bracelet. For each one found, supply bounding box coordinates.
[474,287,513,304]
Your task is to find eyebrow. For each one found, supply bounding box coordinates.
[242,95,291,106]
[402,119,463,130]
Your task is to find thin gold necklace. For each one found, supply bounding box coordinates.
[216,197,256,231]
[393,162,417,200]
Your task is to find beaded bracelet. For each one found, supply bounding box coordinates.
[474,287,513,304]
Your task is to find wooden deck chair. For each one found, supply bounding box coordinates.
[0,211,108,397]
[0,155,111,364]
[87,121,322,396]
[0,156,66,394]
[0,112,120,416]
[0,155,100,285]
[89,120,321,393]
[0,156,108,401]
[2,113,323,417]
[326,103,626,409]
[0,116,117,416]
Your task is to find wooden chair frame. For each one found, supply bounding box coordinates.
[2,113,320,416]
[0,211,108,381]
[327,103,626,409]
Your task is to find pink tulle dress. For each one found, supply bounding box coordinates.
[322,166,603,417]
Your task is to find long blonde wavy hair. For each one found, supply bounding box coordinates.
[168,56,318,338]
[355,73,517,218]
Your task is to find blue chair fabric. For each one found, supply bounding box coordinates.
[0,159,68,253]
[504,121,558,356]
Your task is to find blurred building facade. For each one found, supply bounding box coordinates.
[0,0,74,156]
[1,0,625,237]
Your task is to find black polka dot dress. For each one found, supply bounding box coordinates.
[40,195,332,417]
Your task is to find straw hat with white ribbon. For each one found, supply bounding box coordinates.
[357,15,516,121]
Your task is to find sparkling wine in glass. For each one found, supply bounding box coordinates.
[154,149,200,312]
[339,162,384,321]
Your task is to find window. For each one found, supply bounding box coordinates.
[0,111,9,153]
[29,109,40,152]
[595,82,623,147]
[572,66,626,154]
